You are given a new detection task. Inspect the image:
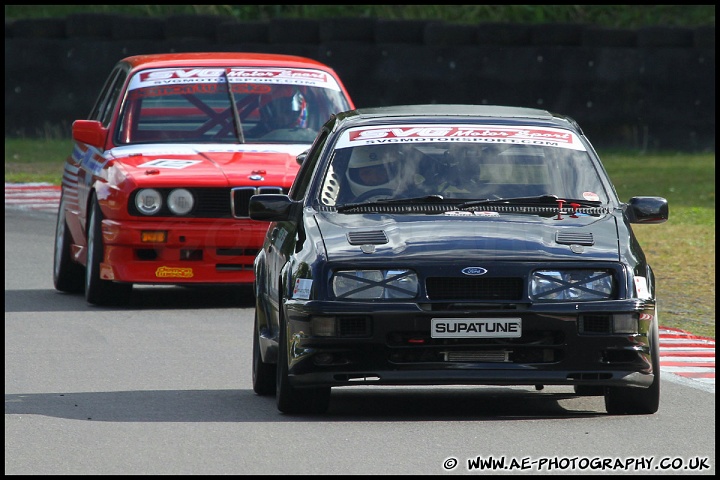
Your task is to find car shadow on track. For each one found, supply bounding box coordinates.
[5,285,255,313]
[4,386,606,423]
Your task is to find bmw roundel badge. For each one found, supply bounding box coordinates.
[461,267,487,276]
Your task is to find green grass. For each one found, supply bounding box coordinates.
[4,140,715,339]
[601,153,715,339]
[5,138,71,185]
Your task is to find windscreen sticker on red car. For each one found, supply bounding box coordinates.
[335,125,587,151]
[130,67,342,91]
[137,159,202,169]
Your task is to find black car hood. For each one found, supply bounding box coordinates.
[314,210,621,262]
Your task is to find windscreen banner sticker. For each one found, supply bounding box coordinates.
[130,67,342,91]
[138,159,201,169]
[293,278,313,299]
[432,318,522,338]
[335,125,586,151]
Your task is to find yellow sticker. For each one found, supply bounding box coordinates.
[155,266,194,278]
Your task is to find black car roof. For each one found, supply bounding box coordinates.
[334,104,582,133]
[354,104,553,119]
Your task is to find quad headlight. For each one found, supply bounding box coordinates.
[135,188,162,215]
[167,188,194,215]
[332,269,418,299]
[531,269,615,301]
[133,188,195,216]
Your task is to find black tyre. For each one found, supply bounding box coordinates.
[604,313,660,415]
[276,310,330,414]
[53,195,84,293]
[85,198,132,306]
[252,311,276,395]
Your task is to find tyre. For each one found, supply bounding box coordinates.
[252,311,276,395]
[53,195,84,293]
[604,313,660,415]
[85,198,132,306]
[276,310,330,414]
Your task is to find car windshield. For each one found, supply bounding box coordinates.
[115,66,351,145]
[319,124,612,207]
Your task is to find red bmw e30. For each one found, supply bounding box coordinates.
[52,52,354,306]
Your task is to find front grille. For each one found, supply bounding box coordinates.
[338,316,372,337]
[387,346,561,364]
[129,186,286,218]
[442,350,510,362]
[386,329,563,364]
[579,314,612,334]
[426,277,524,301]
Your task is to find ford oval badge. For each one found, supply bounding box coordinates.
[462,267,487,276]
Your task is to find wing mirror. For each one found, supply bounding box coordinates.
[626,196,669,224]
[296,150,309,165]
[72,120,107,149]
[249,194,302,222]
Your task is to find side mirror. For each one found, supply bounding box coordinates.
[249,194,301,222]
[72,120,107,148]
[626,196,669,224]
[296,150,309,165]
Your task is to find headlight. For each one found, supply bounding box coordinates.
[531,269,614,301]
[167,188,194,215]
[332,269,418,299]
[135,188,162,215]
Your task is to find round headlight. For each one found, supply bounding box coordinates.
[135,189,162,215]
[167,188,194,215]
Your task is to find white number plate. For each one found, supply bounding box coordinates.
[431,318,522,338]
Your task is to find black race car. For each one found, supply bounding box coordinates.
[249,104,668,415]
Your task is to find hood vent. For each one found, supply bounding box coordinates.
[556,231,594,246]
[347,230,388,245]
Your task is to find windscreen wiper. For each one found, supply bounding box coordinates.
[336,195,444,212]
[223,69,245,144]
[457,194,602,210]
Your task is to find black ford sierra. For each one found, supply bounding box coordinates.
[248,104,668,415]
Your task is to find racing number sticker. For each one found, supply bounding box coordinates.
[138,159,201,169]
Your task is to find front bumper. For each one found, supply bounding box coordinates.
[282,300,657,390]
[99,217,269,284]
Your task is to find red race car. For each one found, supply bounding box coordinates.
[52,52,355,305]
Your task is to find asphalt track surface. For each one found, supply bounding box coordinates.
[5,182,715,392]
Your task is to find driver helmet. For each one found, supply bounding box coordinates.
[259,87,308,129]
[346,145,402,197]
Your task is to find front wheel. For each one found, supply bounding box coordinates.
[85,198,132,306]
[604,312,660,415]
[53,194,84,293]
[276,310,330,414]
[252,311,276,395]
